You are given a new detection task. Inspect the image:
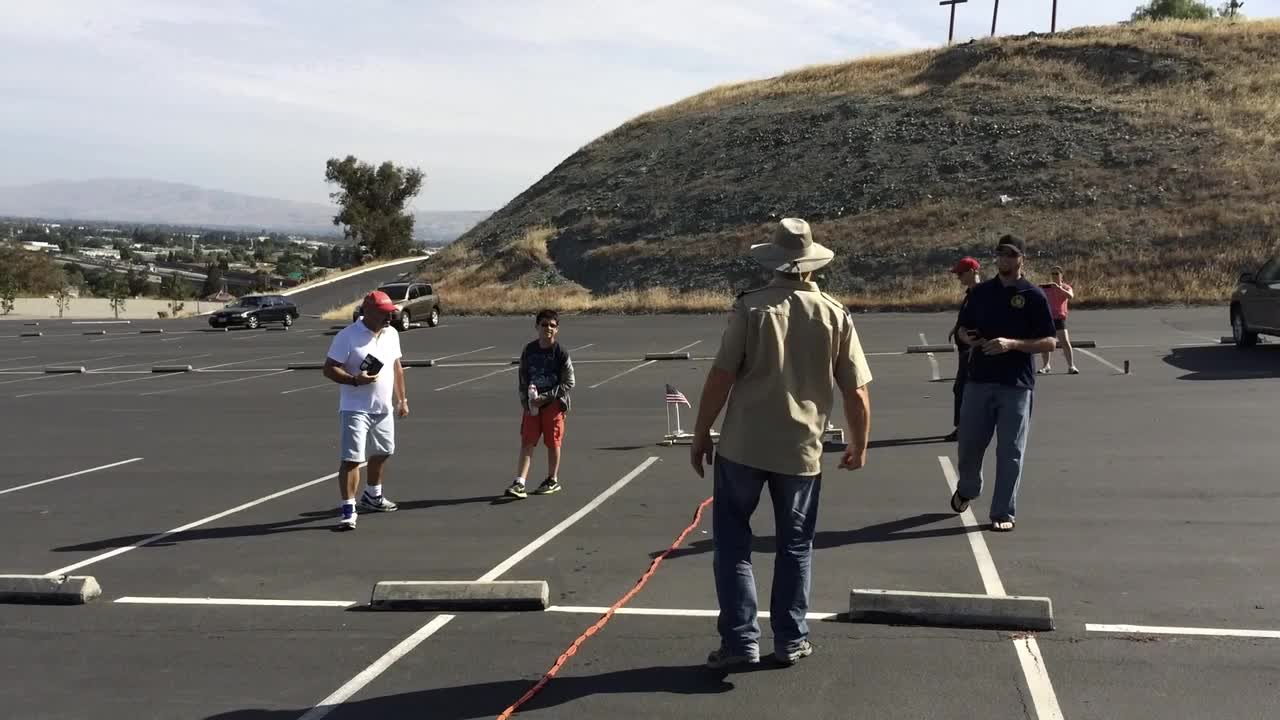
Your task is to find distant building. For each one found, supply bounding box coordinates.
[20,241,60,253]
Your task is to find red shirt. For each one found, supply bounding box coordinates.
[1042,283,1072,319]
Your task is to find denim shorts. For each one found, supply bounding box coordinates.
[339,411,394,462]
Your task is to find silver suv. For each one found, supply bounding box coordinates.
[352,281,440,331]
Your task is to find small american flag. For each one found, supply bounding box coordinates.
[665,384,691,407]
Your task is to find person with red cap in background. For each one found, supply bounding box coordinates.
[945,257,982,441]
[322,290,408,530]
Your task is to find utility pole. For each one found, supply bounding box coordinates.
[939,0,969,45]
[992,0,1000,36]
[1051,0,1059,33]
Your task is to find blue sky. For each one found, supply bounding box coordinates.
[1,1,1275,211]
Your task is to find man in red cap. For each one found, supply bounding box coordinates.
[945,257,982,441]
[322,290,409,530]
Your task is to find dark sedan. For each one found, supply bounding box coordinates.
[209,294,299,329]
[1230,254,1280,346]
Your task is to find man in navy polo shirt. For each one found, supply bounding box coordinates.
[950,235,1057,532]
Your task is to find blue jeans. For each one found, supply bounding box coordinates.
[712,455,820,658]
[956,382,1032,521]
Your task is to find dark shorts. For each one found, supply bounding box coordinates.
[1053,318,1067,331]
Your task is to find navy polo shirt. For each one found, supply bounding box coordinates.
[957,277,1056,389]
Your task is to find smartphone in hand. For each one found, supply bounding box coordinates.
[360,354,384,376]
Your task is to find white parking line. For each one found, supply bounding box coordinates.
[140,369,293,396]
[0,457,143,497]
[433,345,496,362]
[546,606,838,621]
[1086,623,1280,640]
[116,597,358,608]
[920,333,942,382]
[1076,347,1126,374]
[0,355,37,368]
[15,355,213,398]
[299,456,660,720]
[435,366,513,391]
[588,341,700,390]
[432,343,599,391]
[0,354,129,386]
[44,468,348,577]
[938,456,1064,720]
[195,351,305,371]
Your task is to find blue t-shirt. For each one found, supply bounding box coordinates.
[957,277,1056,389]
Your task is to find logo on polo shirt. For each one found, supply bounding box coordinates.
[1010,294,1026,309]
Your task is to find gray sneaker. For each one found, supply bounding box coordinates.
[359,491,398,512]
[775,639,813,666]
[705,648,759,669]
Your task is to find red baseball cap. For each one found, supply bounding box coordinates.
[951,257,980,274]
[363,290,397,313]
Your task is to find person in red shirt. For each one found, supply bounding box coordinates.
[1038,266,1079,375]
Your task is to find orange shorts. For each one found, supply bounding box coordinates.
[521,404,565,448]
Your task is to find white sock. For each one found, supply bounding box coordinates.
[367,484,383,498]
[514,477,525,486]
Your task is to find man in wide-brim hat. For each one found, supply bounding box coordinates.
[690,217,873,669]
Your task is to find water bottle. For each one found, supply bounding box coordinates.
[527,384,538,415]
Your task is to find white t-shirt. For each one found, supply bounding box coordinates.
[327,321,403,415]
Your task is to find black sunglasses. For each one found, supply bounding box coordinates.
[540,322,558,328]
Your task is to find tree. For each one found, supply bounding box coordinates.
[107,276,128,319]
[1220,0,1245,18]
[1131,0,1217,20]
[313,244,332,268]
[126,269,152,297]
[160,273,188,317]
[325,155,424,259]
[0,272,15,315]
[201,262,225,298]
[54,285,73,318]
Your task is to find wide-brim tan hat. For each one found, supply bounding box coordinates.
[749,218,835,273]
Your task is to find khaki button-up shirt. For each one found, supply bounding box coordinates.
[712,277,872,476]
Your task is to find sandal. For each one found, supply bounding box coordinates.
[949,490,971,513]
[991,519,1015,532]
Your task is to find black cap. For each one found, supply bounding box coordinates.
[995,234,1025,256]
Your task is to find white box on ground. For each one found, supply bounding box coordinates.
[0,575,102,605]
[848,588,1053,631]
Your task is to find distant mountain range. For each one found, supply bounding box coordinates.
[0,178,491,243]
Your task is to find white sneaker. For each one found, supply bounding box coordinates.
[359,491,398,512]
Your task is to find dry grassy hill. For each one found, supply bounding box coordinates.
[423,18,1280,314]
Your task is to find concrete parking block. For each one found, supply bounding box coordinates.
[20,332,42,337]
[83,330,107,335]
[402,358,435,367]
[44,366,86,374]
[848,588,1054,631]
[152,365,194,373]
[0,575,102,605]
[907,344,954,353]
[140,329,165,334]
[644,352,692,360]
[286,362,325,370]
[370,580,550,611]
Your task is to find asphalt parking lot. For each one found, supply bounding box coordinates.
[1,305,1277,720]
